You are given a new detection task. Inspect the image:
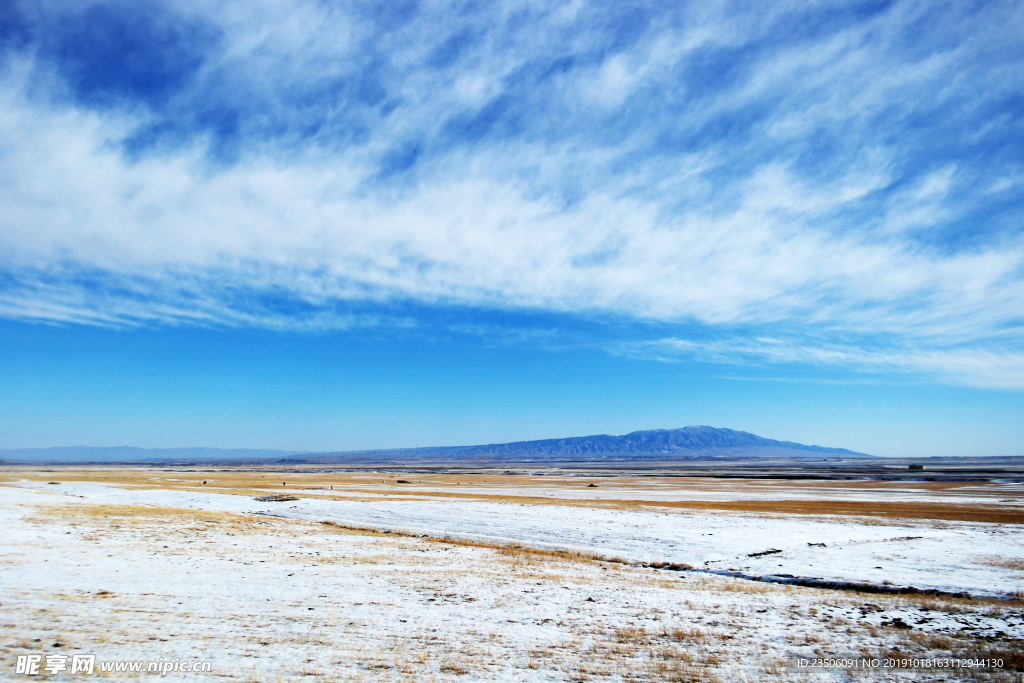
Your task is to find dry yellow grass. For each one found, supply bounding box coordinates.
[6,464,1022,525]
[636,499,1024,524]
[981,555,1024,571]
[29,502,248,525]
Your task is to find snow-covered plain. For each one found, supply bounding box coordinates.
[14,479,1024,598]
[2,476,1022,681]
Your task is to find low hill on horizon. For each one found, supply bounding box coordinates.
[0,446,298,464]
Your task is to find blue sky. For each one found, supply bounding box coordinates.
[1,0,1022,456]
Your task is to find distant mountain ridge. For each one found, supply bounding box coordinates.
[438,426,866,458]
[285,426,870,464]
[0,427,870,464]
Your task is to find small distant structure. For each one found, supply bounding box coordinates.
[908,464,926,471]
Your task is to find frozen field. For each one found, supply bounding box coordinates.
[11,478,1024,598]
[2,469,1022,681]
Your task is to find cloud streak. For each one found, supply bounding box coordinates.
[0,0,1022,386]
[610,336,1024,390]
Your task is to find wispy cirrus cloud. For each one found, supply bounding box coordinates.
[609,336,1024,390]
[0,0,1022,386]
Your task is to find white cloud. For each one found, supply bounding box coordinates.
[1,0,1023,388]
[611,337,1024,390]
